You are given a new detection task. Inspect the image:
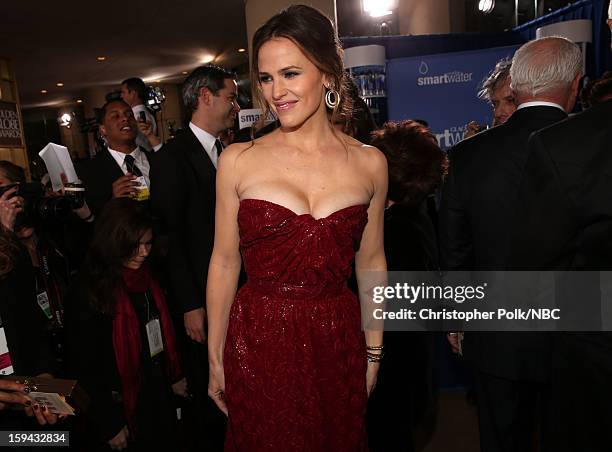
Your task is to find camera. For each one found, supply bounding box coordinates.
[0,182,85,230]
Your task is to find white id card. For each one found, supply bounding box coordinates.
[146,319,164,357]
[28,392,75,416]
[37,291,53,319]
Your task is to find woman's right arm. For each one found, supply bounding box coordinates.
[206,145,243,414]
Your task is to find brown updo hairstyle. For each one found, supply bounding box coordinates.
[371,120,448,207]
[589,71,612,106]
[251,4,352,132]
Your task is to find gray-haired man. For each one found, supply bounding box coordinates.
[508,4,612,449]
[441,36,583,452]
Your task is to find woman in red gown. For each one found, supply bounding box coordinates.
[206,5,388,450]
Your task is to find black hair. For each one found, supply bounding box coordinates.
[121,77,148,103]
[96,99,132,125]
[182,64,236,113]
[80,198,153,314]
[0,160,25,184]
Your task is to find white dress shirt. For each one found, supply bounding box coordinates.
[107,146,151,187]
[189,122,220,169]
[132,104,161,152]
[517,101,565,112]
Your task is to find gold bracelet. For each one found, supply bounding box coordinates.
[366,352,384,363]
[366,345,384,351]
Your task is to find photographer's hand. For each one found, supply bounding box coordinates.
[0,187,23,232]
[138,120,162,148]
[55,173,92,221]
[72,202,93,222]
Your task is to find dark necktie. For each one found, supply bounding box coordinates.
[214,139,223,159]
[124,154,143,177]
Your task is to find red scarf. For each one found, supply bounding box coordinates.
[112,264,181,432]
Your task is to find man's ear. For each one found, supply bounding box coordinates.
[566,73,583,112]
[571,73,582,98]
[99,124,107,137]
[198,86,212,106]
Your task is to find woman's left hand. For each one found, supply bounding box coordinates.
[172,377,188,398]
[0,187,23,232]
[366,361,380,397]
[24,374,63,425]
[24,403,58,426]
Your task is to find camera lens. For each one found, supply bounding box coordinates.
[63,182,85,209]
[37,197,72,221]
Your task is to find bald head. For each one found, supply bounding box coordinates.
[510,37,583,111]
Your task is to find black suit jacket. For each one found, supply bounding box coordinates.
[510,99,612,271]
[439,105,567,380]
[76,147,151,216]
[507,99,612,452]
[149,128,216,314]
[509,100,612,335]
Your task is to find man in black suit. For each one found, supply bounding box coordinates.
[77,99,151,216]
[150,65,239,450]
[510,97,612,452]
[509,11,612,450]
[507,9,612,447]
[440,36,583,452]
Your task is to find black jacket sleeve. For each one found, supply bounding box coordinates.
[150,145,207,314]
[439,148,474,271]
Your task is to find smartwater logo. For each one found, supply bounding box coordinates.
[435,124,467,149]
[417,61,473,86]
[238,108,276,130]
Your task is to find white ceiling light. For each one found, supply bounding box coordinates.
[478,0,496,14]
[362,0,398,18]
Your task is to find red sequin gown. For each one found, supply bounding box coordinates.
[224,198,370,451]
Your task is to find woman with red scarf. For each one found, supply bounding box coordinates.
[67,198,185,451]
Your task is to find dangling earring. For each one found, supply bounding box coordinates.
[325,88,340,109]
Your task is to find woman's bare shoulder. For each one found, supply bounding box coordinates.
[345,137,386,170]
[222,141,252,155]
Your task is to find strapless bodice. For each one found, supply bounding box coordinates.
[237,198,368,296]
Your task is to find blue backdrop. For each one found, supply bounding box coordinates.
[514,0,611,78]
[386,45,520,149]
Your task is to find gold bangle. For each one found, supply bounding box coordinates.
[367,353,384,363]
[366,345,384,351]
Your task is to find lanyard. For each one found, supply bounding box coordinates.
[143,290,155,322]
